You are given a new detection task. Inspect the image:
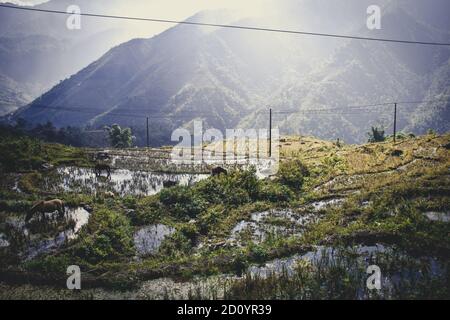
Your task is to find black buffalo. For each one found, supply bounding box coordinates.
[211,167,227,177]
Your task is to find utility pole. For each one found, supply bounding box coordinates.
[393,103,397,143]
[269,108,272,157]
[146,117,149,148]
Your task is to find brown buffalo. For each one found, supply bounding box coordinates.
[26,199,65,222]
[103,191,116,199]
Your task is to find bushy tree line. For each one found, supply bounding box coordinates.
[2,119,137,148]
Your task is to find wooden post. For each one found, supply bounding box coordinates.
[269,108,272,157]
[393,103,397,143]
[146,117,149,148]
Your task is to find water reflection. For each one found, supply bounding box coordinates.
[229,209,320,245]
[44,167,209,197]
[134,224,176,256]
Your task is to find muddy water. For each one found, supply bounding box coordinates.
[229,209,321,245]
[246,244,447,296]
[310,198,345,211]
[0,233,10,248]
[3,207,90,261]
[424,212,450,222]
[1,244,446,300]
[228,201,347,246]
[134,224,176,256]
[45,167,209,197]
[247,245,387,278]
[26,207,90,260]
[130,244,447,300]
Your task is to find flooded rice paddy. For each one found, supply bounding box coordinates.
[424,211,450,222]
[2,207,90,261]
[110,244,448,300]
[134,224,176,256]
[43,167,209,197]
[229,209,321,245]
[228,198,345,246]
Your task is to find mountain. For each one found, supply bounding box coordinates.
[0,0,145,115]
[243,0,450,142]
[14,9,310,144]
[12,0,450,144]
[0,73,32,115]
[407,60,450,134]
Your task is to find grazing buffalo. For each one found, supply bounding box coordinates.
[94,163,111,178]
[211,167,227,177]
[103,191,116,199]
[26,199,65,222]
[163,181,178,188]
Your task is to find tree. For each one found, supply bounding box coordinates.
[367,126,385,143]
[104,124,135,148]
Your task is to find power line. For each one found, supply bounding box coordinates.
[1,4,450,46]
[21,98,449,121]
[267,98,450,115]
[25,104,224,119]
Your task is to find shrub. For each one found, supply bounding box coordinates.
[248,244,269,263]
[278,159,309,191]
[231,252,248,276]
[179,223,199,243]
[25,254,73,276]
[198,205,225,234]
[194,178,226,205]
[0,200,33,213]
[258,182,293,202]
[74,209,134,263]
[194,167,260,206]
[159,186,207,219]
[131,196,164,225]
[0,136,44,172]
[159,231,193,256]
[18,172,43,193]
[229,168,260,200]
[225,188,251,206]
[122,195,137,209]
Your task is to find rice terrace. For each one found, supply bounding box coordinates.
[0,125,449,299]
[0,0,449,302]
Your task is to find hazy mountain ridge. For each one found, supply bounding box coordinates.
[16,11,302,134]
[0,0,148,115]
[0,73,31,115]
[9,0,450,144]
[250,4,450,142]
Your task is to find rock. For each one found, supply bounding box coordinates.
[41,163,54,171]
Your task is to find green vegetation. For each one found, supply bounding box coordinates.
[0,125,90,173]
[0,129,449,299]
[105,124,135,148]
[222,249,449,300]
[367,126,386,143]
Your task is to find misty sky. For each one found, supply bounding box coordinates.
[0,0,277,39]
